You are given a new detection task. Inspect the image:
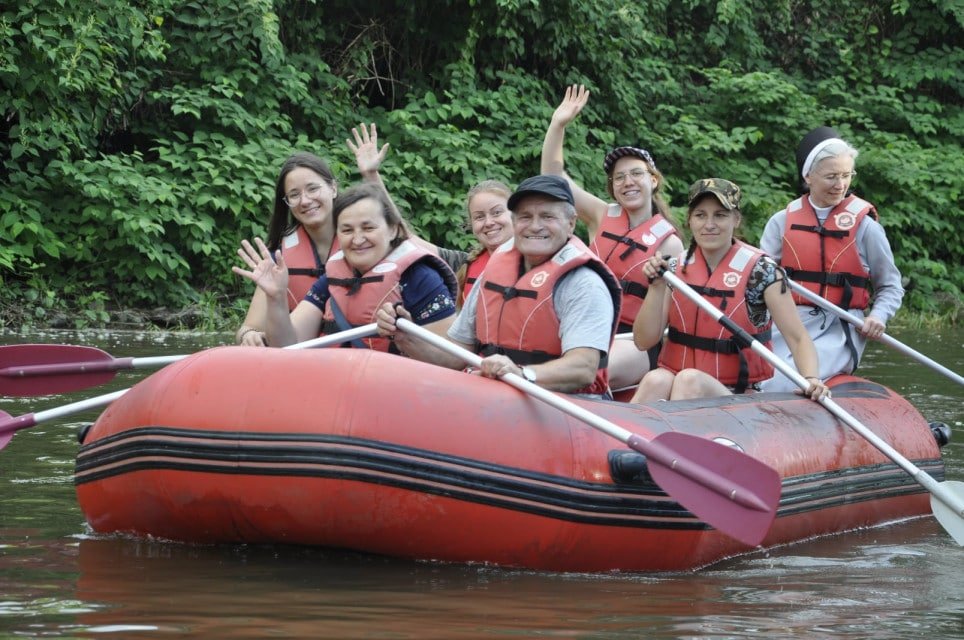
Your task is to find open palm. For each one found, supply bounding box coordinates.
[551,84,590,127]
[232,238,289,300]
[347,122,389,175]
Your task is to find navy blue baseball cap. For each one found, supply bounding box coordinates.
[507,175,575,211]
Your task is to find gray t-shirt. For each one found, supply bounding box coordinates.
[449,266,614,356]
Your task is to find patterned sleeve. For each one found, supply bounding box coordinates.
[400,262,457,324]
[745,255,785,328]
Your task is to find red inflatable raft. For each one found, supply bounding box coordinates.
[75,347,944,572]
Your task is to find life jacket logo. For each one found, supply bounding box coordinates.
[722,272,741,288]
[530,271,549,287]
[372,262,398,274]
[641,233,657,246]
[834,212,856,230]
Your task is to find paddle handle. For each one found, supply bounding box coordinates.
[787,279,964,386]
[663,270,964,520]
[394,318,771,513]
[285,324,379,350]
[1,357,133,378]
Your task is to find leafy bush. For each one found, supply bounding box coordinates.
[1,0,961,328]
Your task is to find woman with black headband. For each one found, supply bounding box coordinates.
[541,85,684,391]
[758,127,903,392]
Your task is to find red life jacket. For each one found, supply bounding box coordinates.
[463,250,491,303]
[780,194,876,309]
[280,226,337,311]
[322,240,458,351]
[590,206,678,330]
[658,242,774,393]
[476,236,621,396]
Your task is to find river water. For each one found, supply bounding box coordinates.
[1,327,962,639]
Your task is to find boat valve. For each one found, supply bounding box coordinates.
[77,423,92,445]
[929,422,951,448]
[609,450,654,485]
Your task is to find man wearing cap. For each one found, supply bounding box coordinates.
[630,178,829,402]
[759,127,903,392]
[376,174,621,398]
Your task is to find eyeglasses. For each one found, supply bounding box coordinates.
[612,168,650,186]
[284,183,325,207]
[817,171,857,184]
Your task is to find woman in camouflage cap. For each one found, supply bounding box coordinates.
[630,179,830,402]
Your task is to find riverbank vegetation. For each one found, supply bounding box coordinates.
[2,1,961,330]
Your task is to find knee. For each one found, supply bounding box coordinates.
[670,368,710,400]
[631,368,675,403]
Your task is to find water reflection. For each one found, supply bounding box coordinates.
[1,327,962,638]
[0,521,960,639]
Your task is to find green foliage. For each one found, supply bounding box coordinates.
[1,0,961,328]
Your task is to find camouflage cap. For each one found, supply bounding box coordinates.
[687,178,742,210]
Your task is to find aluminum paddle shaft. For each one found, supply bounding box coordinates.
[662,270,964,545]
[0,324,379,449]
[787,279,963,387]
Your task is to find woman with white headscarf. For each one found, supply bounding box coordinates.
[759,127,904,392]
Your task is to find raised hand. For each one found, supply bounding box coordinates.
[551,84,590,128]
[347,123,390,177]
[232,238,289,301]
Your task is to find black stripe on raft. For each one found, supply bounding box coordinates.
[75,427,941,530]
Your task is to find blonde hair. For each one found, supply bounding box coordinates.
[465,180,512,217]
[456,180,512,307]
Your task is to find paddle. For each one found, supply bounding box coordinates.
[661,269,964,545]
[0,324,379,451]
[0,324,381,397]
[786,279,964,387]
[394,318,781,547]
[0,344,187,397]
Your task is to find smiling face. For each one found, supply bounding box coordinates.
[688,194,740,262]
[336,197,399,274]
[283,167,337,230]
[512,195,576,269]
[609,156,657,213]
[468,190,513,252]
[804,154,855,208]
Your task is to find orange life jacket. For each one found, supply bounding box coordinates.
[590,206,678,330]
[476,237,621,396]
[463,250,491,303]
[322,240,458,351]
[658,242,774,393]
[280,226,330,311]
[780,194,876,309]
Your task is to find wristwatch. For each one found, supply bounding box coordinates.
[521,366,537,383]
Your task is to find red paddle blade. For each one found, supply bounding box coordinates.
[0,410,14,449]
[645,431,781,547]
[0,344,117,396]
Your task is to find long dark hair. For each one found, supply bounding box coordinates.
[266,152,337,252]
